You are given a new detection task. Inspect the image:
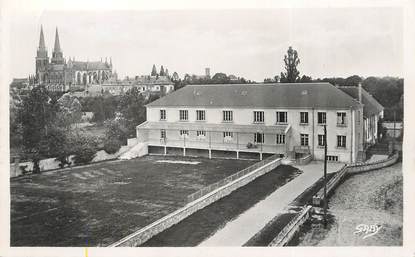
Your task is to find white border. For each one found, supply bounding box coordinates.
[1,0,414,256]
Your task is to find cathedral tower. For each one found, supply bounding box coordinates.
[51,27,65,65]
[35,25,49,83]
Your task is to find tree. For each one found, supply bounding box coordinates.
[172,72,180,82]
[160,65,165,76]
[280,46,301,83]
[299,75,312,83]
[118,87,146,138]
[211,73,229,83]
[344,75,363,86]
[151,64,158,76]
[104,116,128,145]
[20,86,57,172]
[10,88,23,149]
[57,93,83,127]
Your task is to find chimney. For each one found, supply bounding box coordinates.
[358,82,362,103]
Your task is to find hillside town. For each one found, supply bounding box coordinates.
[9,14,403,250]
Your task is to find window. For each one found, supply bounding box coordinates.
[300,134,309,146]
[276,112,287,124]
[326,155,339,162]
[357,110,361,125]
[337,135,346,148]
[160,129,166,139]
[223,110,233,122]
[197,130,206,137]
[179,110,188,121]
[223,132,233,142]
[254,133,265,144]
[276,134,285,144]
[196,110,206,121]
[223,131,233,138]
[337,112,346,126]
[300,112,309,124]
[318,134,326,147]
[317,112,326,125]
[160,109,166,120]
[254,111,264,123]
[179,130,189,137]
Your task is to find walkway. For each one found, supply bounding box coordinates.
[198,161,344,246]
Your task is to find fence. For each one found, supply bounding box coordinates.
[186,154,280,203]
[268,205,313,246]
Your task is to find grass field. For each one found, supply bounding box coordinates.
[10,155,255,246]
[142,165,302,246]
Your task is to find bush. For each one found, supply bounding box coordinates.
[104,138,122,154]
[73,145,96,165]
[71,134,99,165]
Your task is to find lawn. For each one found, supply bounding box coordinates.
[10,155,255,246]
[142,165,302,246]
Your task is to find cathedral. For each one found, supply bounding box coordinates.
[34,26,116,91]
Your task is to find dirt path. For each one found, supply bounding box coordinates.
[298,163,402,246]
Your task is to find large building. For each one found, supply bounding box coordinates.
[34,26,115,91]
[136,83,383,163]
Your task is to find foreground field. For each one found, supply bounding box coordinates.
[10,155,255,246]
[297,162,402,246]
[143,165,302,246]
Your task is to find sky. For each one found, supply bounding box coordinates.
[5,8,403,82]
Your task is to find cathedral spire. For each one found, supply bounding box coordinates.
[53,27,62,53]
[38,25,46,51]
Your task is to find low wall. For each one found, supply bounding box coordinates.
[109,157,281,247]
[312,152,399,206]
[268,205,312,246]
[312,165,347,206]
[346,152,399,174]
[297,154,313,165]
[127,138,138,146]
[10,144,134,178]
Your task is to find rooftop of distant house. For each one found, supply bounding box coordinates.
[102,75,173,86]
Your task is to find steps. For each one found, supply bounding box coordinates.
[118,143,148,160]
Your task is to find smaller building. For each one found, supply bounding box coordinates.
[338,84,384,151]
[382,122,403,138]
[101,75,174,96]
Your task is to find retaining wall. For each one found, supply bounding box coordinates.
[312,152,399,207]
[297,154,313,165]
[346,152,399,174]
[109,157,281,247]
[268,205,312,246]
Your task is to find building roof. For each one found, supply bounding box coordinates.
[338,86,384,117]
[72,61,111,70]
[147,83,362,109]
